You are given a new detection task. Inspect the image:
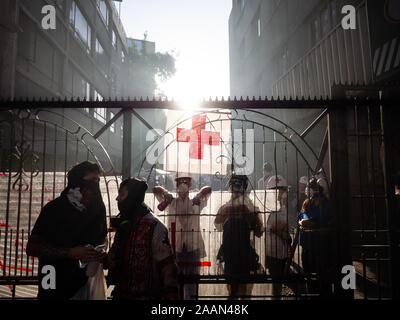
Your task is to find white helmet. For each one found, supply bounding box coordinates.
[175,172,193,181]
[266,175,288,189]
[299,176,308,185]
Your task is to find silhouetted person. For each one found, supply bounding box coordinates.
[298,177,331,299]
[107,178,178,300]
[215,173,263,300]
[26,161,107,300]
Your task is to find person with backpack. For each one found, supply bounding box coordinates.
[214,173,263,299]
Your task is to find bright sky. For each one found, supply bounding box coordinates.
[119,0,232,103]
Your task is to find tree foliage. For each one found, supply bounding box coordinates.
[127,49,176,96]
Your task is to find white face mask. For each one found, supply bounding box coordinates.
[177,183,189,194]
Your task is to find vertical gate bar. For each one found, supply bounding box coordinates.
[64,130,68,189]
[295,149,300,298]
[53,124,57,200]
[362,252,367,299]
[9,229,12,277]
[284,138,288,274]
[251,120,257,274]
[366,106,378,238]
[74,135,79,167]
[379,102,400,299]
[354,105,365,241]
[122,109,132,180]
[263,127,268,272]
[376,252,381,299]
[26,119,36,276]
[273,131,278,280]
[3,120,14,276]
[327,103,353,299]
[20,229,24,277]
[40,123,47,211]
[15,118,25,278]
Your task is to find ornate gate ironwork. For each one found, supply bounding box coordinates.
[0,95,398,300]
[0,109,120,298]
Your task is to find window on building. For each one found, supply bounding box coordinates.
[69,1,91,54]
[85,82,90,100]
[110,112,115,133]
[94,90,103,102]
[96,38,104,55]
[94,108,106,124]
[257,18,261,37]
[73,71,90,100]
[96,0,109,27]
[134,40,143,55]
[95,38,109,76]
[110,69,117,97]
[112,30,117,49]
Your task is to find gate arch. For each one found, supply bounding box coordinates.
[0,109,119,298]
[137,108,329,298]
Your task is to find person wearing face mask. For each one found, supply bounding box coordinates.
[26,161,107,300]
[264,175,292,300]
[153,172,211,300]
[106,178,178,300]
[215,173,263,300]
[298,177,331,298]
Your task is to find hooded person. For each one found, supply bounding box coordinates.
[26,161,107,300]
[107,178,179,300]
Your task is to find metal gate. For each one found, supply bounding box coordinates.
[0,95,399,299]
[0,108,120,298]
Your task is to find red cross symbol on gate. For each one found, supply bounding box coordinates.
[176,115,220,160]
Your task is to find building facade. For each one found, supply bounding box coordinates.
[0,0,165,175]
[229,0,400,98]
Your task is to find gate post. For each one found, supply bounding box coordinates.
[122,109,132,180]
[327,104,354,299]
[380,99,400,300]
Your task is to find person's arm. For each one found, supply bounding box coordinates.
[245,197,264,237]
[214,205,229,231]
[26,203,101,261]
[26,234,101,261]
[106,231,122,270]
[153,186,174,203]
[193,186,212,206]
[152,223,179,300]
